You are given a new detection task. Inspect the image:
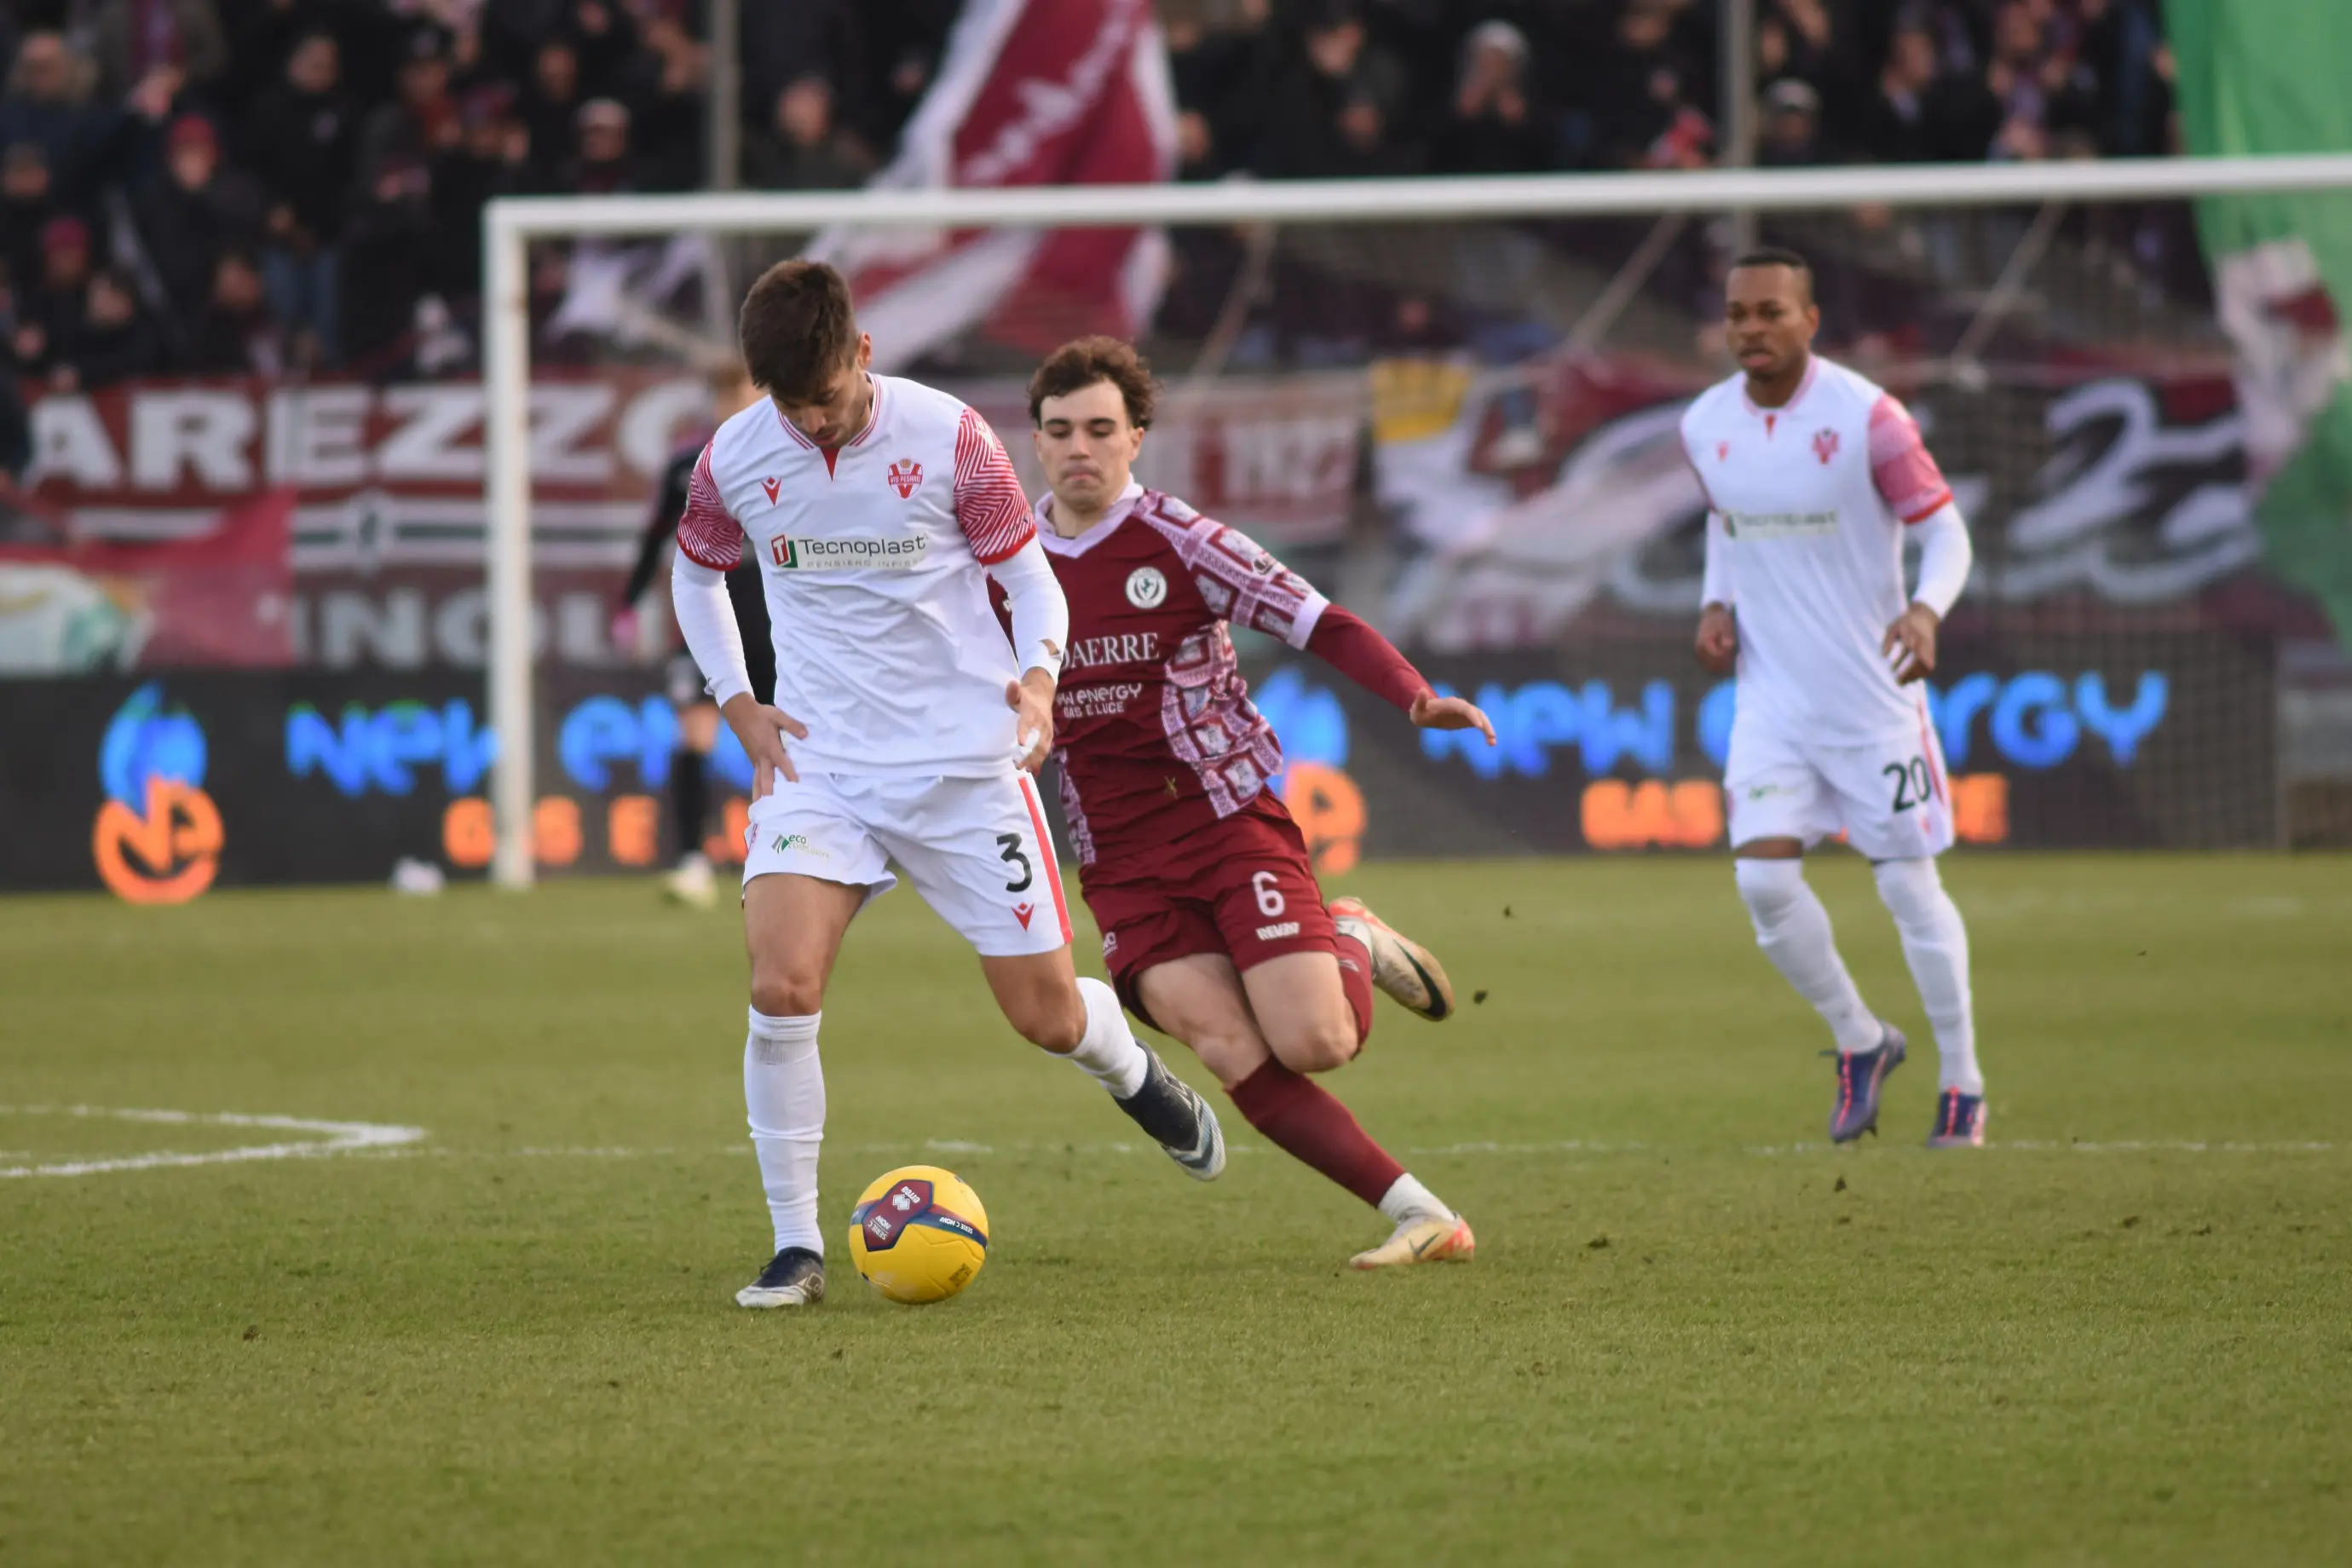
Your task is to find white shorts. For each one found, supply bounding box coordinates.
[741,771,1072,958]
[1724,710,1955,862]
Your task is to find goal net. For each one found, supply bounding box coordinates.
[481,157,2352,885]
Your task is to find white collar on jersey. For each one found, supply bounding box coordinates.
[771,372,888,453]
[1740,355,1820,419]
[1035,480,1145,557]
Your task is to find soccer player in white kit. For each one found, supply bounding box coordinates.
[672,262,1225,1308]
[1683,248,1986,1148]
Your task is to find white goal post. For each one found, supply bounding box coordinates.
[479,152,2352,888]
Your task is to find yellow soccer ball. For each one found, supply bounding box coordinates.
[846,1166,990,1305]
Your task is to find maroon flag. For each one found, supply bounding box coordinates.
[812,0,1178,367]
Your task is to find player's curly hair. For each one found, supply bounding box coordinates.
[737,260,859,402]
[1027,336,1156,429]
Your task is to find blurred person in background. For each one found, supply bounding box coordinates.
[1856,20,1937,163]
[49,266,164,391]
[429,85,539,313]
[339,156,436,374]
[14,215,96,382]
[242,30,358,367]
[133,115,263,346]
[1433,20,1548,176]
[180,249,286,376]
[1254,1,1416,179]
[745,76,871,192]
[1163,1,1270,182]
[853,0,956,152]
[1591,0,1711,170]
[1757,77,1826,166]
[2,142,62,304]
[360,24,464,184]
[740,0,865,161]
[85,0,227,106]
[1,30,135,197]
[612,358,771,908]
[567,96,639,194]
[522,37,586,187]
[618,3,708,191]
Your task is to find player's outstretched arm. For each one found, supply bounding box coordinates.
[1304,603,1496,746]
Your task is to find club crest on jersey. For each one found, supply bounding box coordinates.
[1813,428,1841,464]
[886,458,924,499]
[759,477,781,504]
[1125,566,1168,609]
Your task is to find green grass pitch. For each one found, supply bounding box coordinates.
[3,854,2349,1565]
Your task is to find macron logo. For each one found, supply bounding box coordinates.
[760,477,781,505]
[1013,903,1036,929]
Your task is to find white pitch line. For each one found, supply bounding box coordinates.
[0,1104,428,1179]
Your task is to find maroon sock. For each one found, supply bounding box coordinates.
[1228,1060,1404,1209]
[1333,930,1375,1045]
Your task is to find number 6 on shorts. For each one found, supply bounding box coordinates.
[1252,869,1286,918]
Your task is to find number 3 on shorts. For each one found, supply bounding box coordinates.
[1252,869,1286,918]
[995,833,1034,893]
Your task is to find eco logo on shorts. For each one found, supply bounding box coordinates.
[770,832,828,858]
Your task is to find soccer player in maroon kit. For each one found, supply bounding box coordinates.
[1023,337,1497,1269]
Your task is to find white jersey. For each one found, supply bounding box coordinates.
[677,373,1037,778]
[1680,355,1955,745]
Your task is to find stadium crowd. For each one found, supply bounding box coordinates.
[0,0,2174,411]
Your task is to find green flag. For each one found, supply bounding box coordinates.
[2170,0,2352,645]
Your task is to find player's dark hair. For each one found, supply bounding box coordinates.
[737,260,858,403]
[1027,335,1156,429]
[1730,245,1814,302]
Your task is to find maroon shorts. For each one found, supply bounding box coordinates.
[1082,801,1335,1028]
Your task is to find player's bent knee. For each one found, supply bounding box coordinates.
[1270,1019,1359,1075]
[1871,856,1947,927]
[750,971,826,1017]
[1009,994,1087,1054]
[1733,855,1807,920]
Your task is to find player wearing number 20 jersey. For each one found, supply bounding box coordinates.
[1687,248,1986,1150]
[1025,337,1500,1269]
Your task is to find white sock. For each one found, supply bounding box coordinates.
[1376,1173,1450,1225]
[744,1007,826,1256]
[1065,977,1150,1098]
[1734,858,1882,1053]
[1873,857,1983,1094]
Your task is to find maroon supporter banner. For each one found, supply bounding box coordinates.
[14,372,1358,671]
[1372,353,2307,649]
[812,0,1178,369]
[0,489,294,673]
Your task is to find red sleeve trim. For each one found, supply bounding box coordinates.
[1305,604,1429,712]
[676,444,744,570]
[953,406,1035,566]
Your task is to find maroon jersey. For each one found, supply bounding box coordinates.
[1036,485,1429,882]
[1037,487,1328,877]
